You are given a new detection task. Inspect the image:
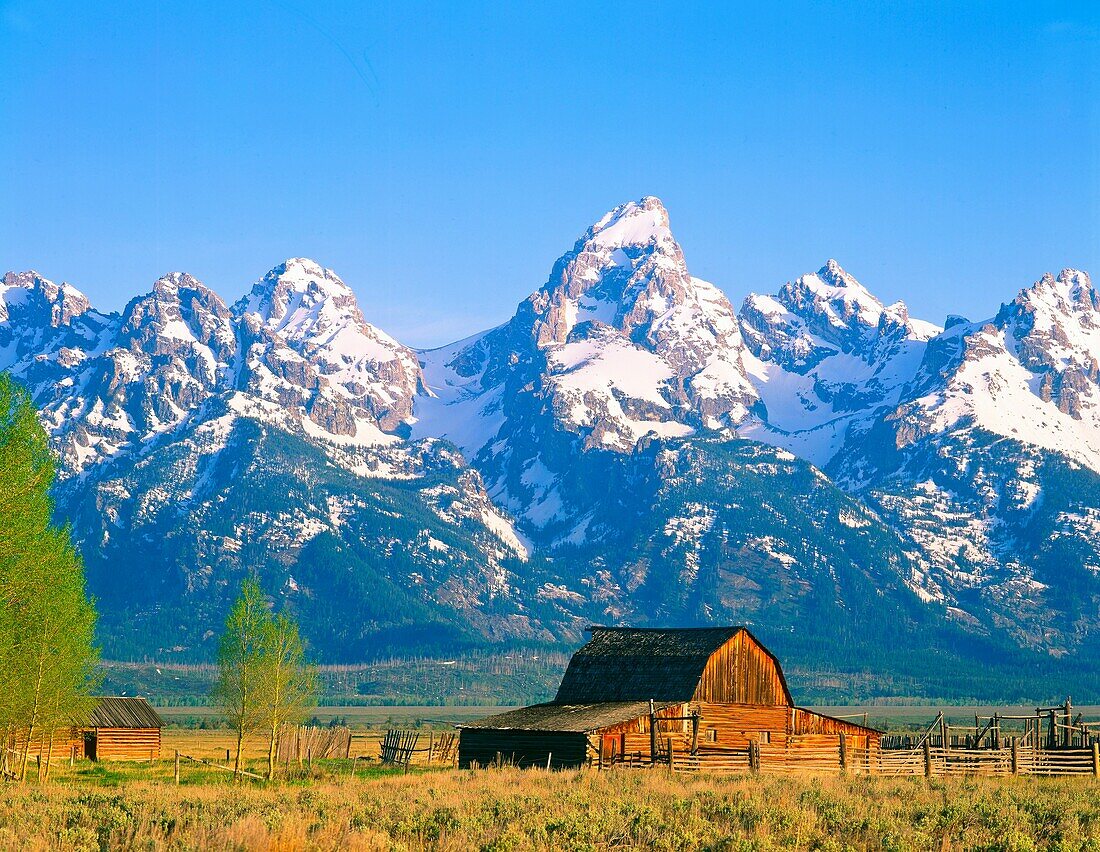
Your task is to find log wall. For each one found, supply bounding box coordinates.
[91,727,161,761]
[7,728,84,760]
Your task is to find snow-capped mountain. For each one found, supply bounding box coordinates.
[411,198,1100,661]
[5,197,1100,695]
[414,197,759,534]
[234,258,425,437]
[738,259,940,464]
[0,261,540,659]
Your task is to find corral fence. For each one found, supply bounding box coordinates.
[605,701,1100,778]
[660,741,1100,778]
[380,730,457,768]
[276,724,352,763]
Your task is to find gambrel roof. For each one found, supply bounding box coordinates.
[553,626,793,705]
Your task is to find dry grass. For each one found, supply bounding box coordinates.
[0,762,1099,851]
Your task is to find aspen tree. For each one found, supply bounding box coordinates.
[214,578,269,779]
[260,612,316,780]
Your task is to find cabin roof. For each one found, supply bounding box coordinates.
[554,626,791,704]
[460,701,680,734]
[87,696,165,729]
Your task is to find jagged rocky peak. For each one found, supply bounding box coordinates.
[521,196,691,345]
[236,257,362,331]
[234,259,425,435]
[740,260,939,372]
[583,195,673,250]
[0,270,93,327]
[999,268,1100,375]
[118,272,236,365]
[520,196,750,374]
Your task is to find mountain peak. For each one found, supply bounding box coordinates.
[583,196,672,251]
[149,271,208,298]
[237,258,361,328]
[0,270,92,327]
[1031,267,1093,299]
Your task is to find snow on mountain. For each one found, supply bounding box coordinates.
[234,258,425,438]
[7,199,1100,666]
[885,269,1100,476]
[0,262,529,575]
[738,260,940,466]
[416,196,758,460]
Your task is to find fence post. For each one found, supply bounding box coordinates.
[427,733,434,765]
[649,700,657,766]
[546,752,552,771]
[839,733,847,771]
[668,739,674,769]
[923,740,932,778]
[70,745,76,768]
[1010,737,1019,776]
[1092,742,1099,778]
[749,740,759,773]
[174,750,180,785]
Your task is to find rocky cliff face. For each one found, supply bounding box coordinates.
[414,197,760,536]
[234,258,425,436]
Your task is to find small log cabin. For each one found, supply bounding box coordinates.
[459,626,880,770]
[84,697,165,761]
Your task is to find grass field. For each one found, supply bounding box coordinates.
[5,729,1100,849]
[1,758,1099,850]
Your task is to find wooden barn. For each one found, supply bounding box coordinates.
[459,626,880,770]
[84,697,164,761]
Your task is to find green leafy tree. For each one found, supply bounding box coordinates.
[214,578,270,779]
[260,613,316,780]
[0,373,99,780]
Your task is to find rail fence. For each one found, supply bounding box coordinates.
[660,741,1100,778]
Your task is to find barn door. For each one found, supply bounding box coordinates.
[600,734,622,766]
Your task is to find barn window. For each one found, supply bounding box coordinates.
[759,732,771,744]
[705,729,717,742]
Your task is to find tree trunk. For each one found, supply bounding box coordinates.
[233,726,244,781]
[43,731,55,782]
[19,721,34,782]
[267,718,278,781]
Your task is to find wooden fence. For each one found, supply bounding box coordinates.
[276,725,352,763]
[380,730,457,767]
[659,741,1100,778]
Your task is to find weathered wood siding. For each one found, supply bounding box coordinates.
[611,704,881,762]
[792,708,881,749]
[693,630,790,705]
[91,727,160,761]
[8,728,84,760]
[691,702,792,748]
[458,729,587,769]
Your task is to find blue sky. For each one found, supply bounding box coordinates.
[2,1,1097,346]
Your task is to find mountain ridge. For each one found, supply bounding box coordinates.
[5,196,1100,698]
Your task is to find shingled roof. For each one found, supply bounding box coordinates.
[461,701,679,733]
[87,697,165,729]
[554,626,785,704]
